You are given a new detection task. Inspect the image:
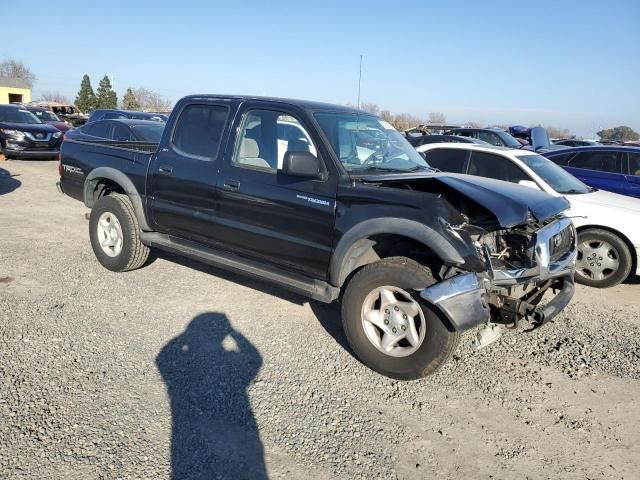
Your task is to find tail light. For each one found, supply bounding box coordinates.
[58,153,62,177]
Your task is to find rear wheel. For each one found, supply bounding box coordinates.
[341,257,460,379]
[89,193,150,272]
[575,229,632,288]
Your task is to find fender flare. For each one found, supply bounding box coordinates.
[83,167,152,231]
[329,217,465,287]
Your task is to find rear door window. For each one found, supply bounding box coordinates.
[629,153,640,176]
[468,151,529,183]
[569,151,621,173]
[477,131,502,146]
[87,121,112,139]
[172,104,229,159]
[112,124,133,141]
[547,152,576,166]
[422,148,468,173]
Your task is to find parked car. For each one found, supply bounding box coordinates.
[445,127,523,148]
[0,104,63,159]
[67,119,165,143]
[544,146,640,198]
[417,142,640,288]
[553,139,599,147]
[26,107,71,133]
[87,109,168,123]
[57,94,576,379]
[407,134,489,147]
[28,101,88,126]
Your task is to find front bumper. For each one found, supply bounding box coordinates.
[421,217,577,331]
[3,148,59,159]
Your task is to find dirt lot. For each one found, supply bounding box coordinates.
[1,159,639,479]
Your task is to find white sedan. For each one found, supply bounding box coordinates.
[416,143,640,288]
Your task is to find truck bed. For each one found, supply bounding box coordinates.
[58,138,157,203]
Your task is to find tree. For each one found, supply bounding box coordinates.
[545,126,572,139]
[95,75,118,109]
[131,88,172,112]
[75,74,97,113]
[428,112,447,124]
[360,103,380,115]
[38,91,69,103]
[121,88,140,110]
[597,126,640,142]
[0,58,36,87]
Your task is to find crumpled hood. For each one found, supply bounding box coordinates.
[361,172,570,228]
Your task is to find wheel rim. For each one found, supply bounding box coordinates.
[576,238,620,282]
[361,286,426,358]
[96,212,123,257]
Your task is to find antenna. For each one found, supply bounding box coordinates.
[357,54,363,110]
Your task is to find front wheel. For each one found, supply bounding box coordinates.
[575,229,632,288]
[341,257,460,380]
[89,193,150,272]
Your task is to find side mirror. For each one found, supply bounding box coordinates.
[518,179,541,190]
[282,151,323,179]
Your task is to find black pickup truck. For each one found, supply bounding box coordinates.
[58,95,577,379]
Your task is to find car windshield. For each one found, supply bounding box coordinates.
[517,154,591,194]
[0,108,42,124]
[496,130,522,148]
[31,110,60,122]
[130,123,165,142]
[314,112,433,173]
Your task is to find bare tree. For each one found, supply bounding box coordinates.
[0,58,36,87]
[391,113,422,132]
[466,121,483,128]
[38,91,70,103]
[428,112,447,124]
[545,126,572,139]
[360,103,380,115]
[131,88,172,112]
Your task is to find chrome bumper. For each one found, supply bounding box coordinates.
[421,217,577,331]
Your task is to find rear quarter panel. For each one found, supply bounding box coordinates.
[59,139,153,204]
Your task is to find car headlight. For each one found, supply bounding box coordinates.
[0,129,26,140]
[53,131,62,138]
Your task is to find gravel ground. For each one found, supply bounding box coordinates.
[1,159,640,479]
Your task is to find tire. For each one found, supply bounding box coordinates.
[341,257,460,380]
[575,228,632,288]
[89,193,150,272]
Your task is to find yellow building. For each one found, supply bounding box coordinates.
[0,77,32,104]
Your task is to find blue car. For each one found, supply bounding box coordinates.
[544,146,640,198]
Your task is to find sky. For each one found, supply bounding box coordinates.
[1,0,638,137]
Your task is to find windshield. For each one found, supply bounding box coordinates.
[517,154,591,194]
[0,108,42,124]
[314,112,432,173]
[496,130,522,148]
[31,110,60,122]
[130,123,165,142]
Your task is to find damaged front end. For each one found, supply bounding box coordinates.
[422,215,577,346]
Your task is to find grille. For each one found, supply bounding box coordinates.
[549,225,575,261]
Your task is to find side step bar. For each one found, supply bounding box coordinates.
[139,232,340,303]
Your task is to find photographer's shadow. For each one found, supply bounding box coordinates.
[156,312,266,479]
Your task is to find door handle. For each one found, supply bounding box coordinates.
[223,180,240,191]
[159,165,173,175]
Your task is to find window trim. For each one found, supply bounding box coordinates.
[169,102,230,161]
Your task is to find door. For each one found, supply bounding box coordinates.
[147,102,233,244]
[566,151,625,194]
[215,104,336,279]
[625,152,640,198]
